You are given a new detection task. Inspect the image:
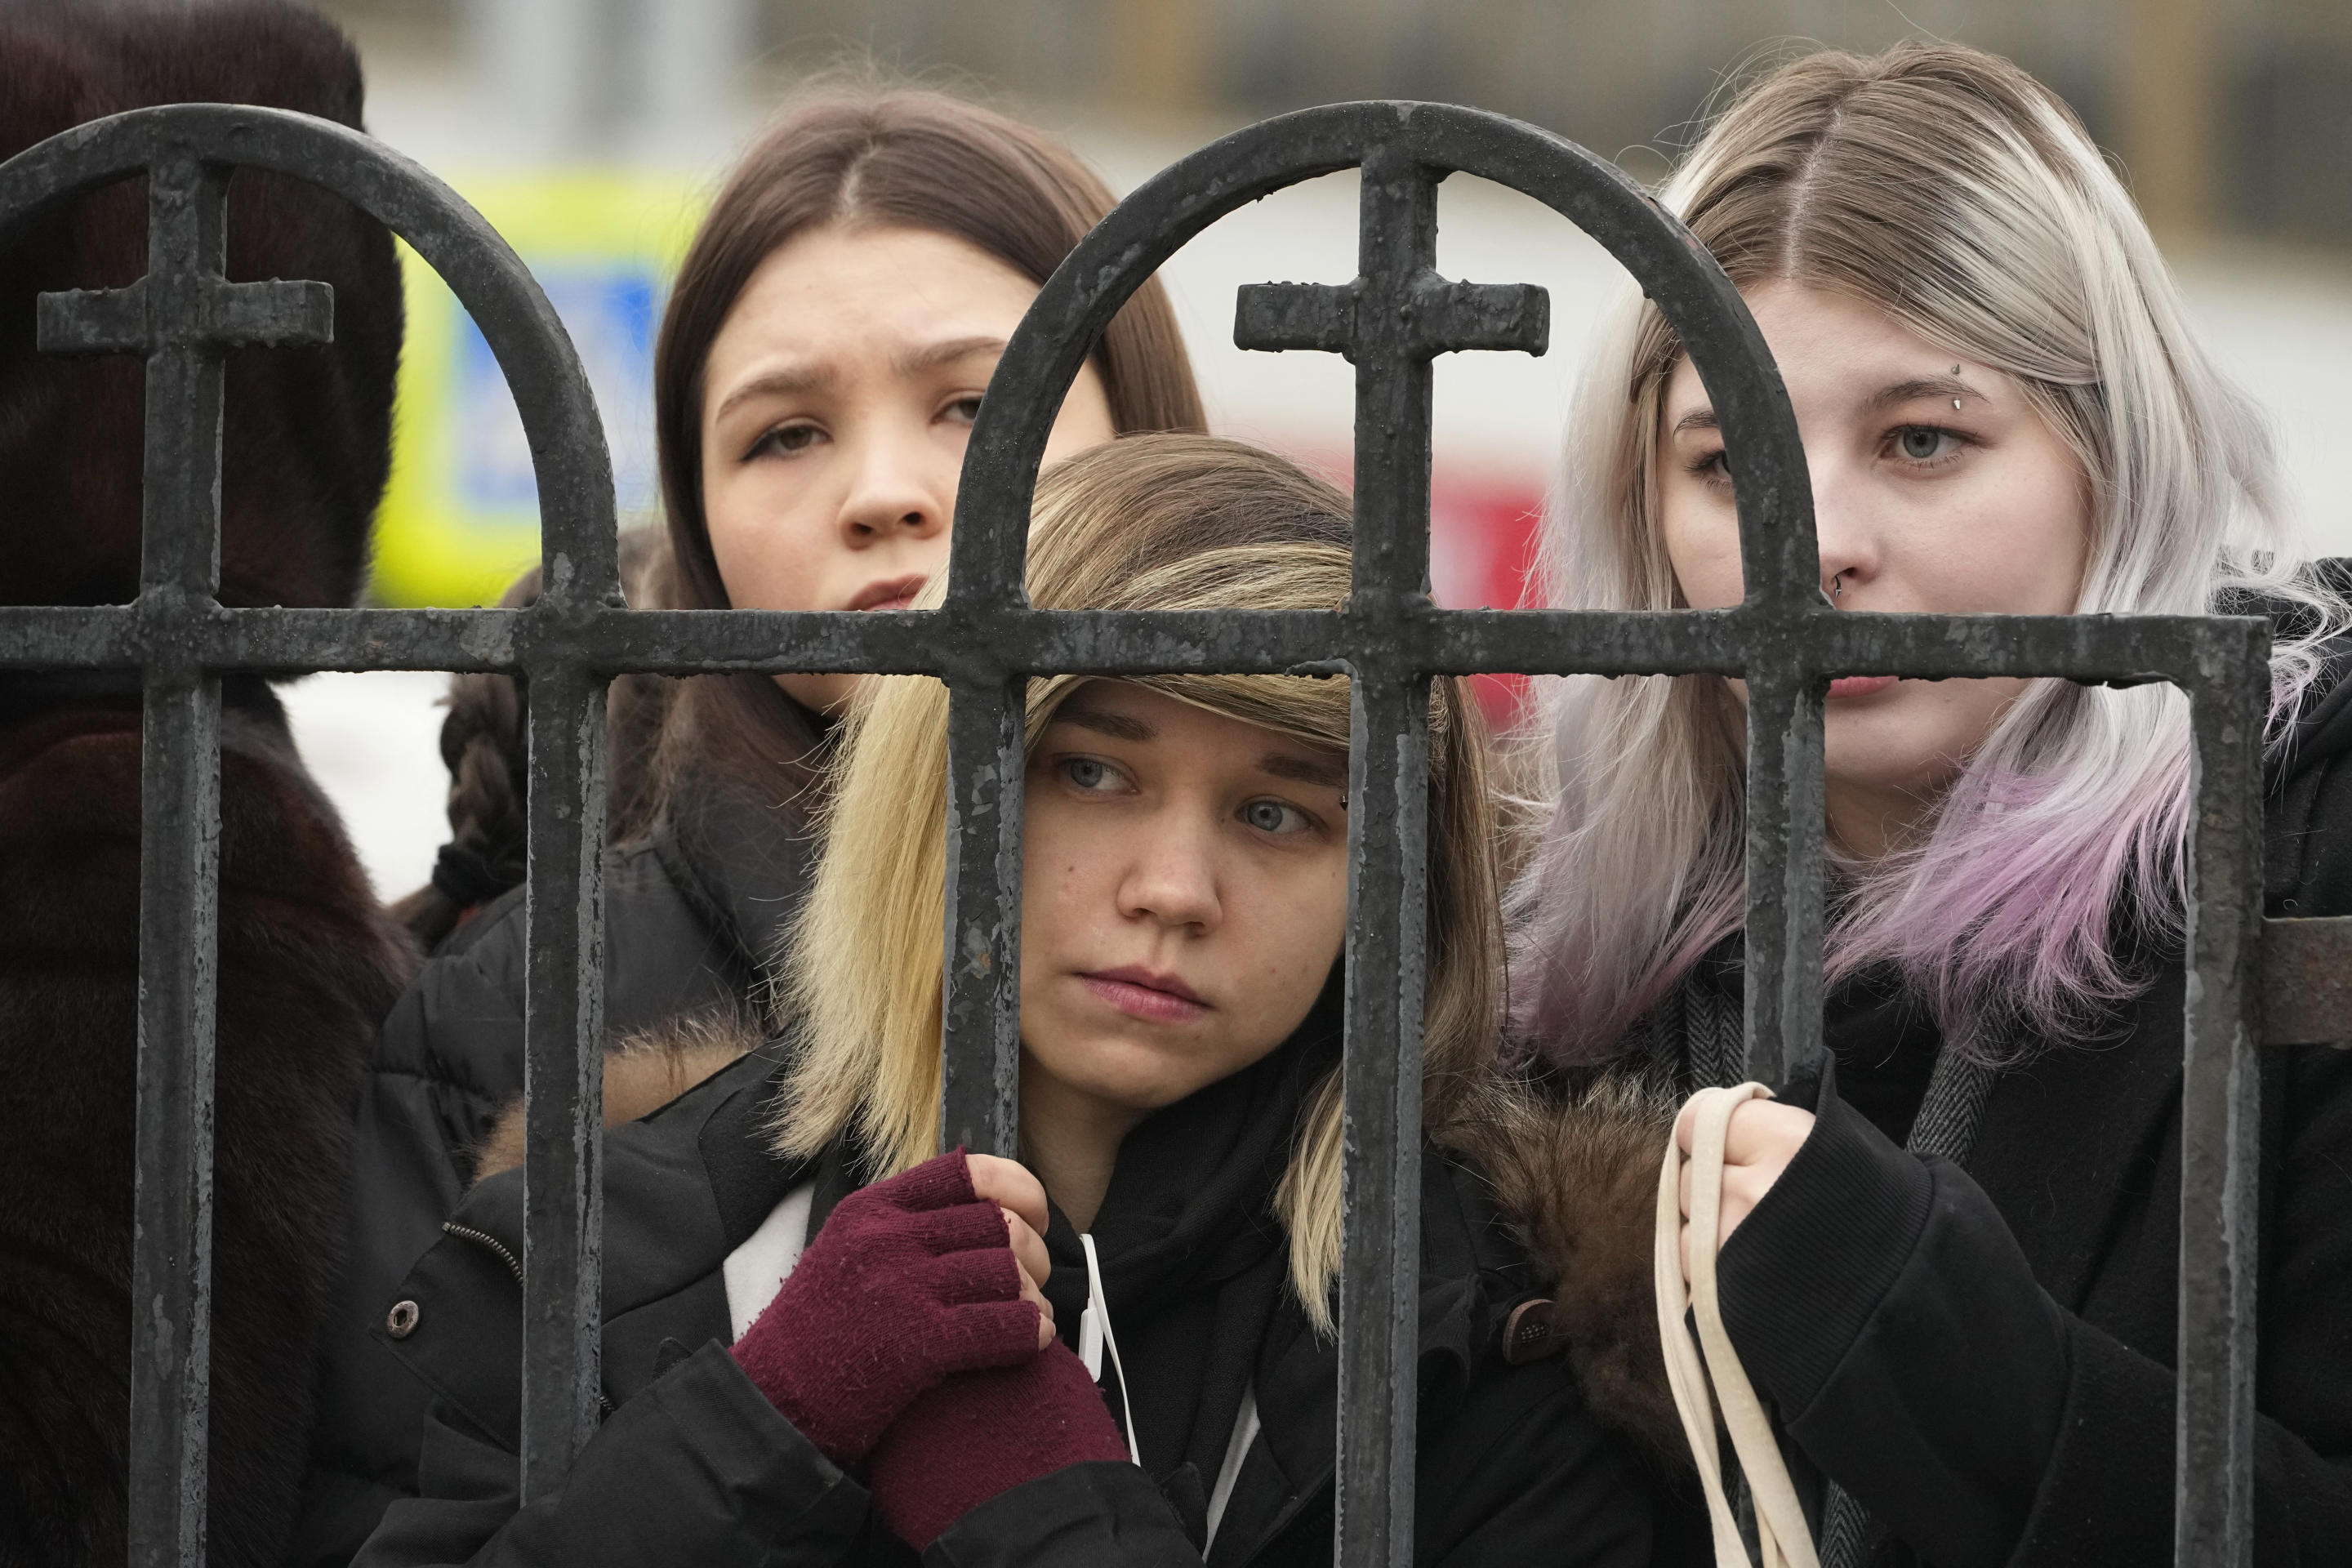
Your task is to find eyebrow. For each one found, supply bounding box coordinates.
[1667,373,1985,438]
[893,333,1007,378]
[1049,703,1156,742]
[1866,374,1978,412]
[1049,703,1350,793]
[712,364,831,424]
[1259,751,1348,791]
[710,336,1009,426]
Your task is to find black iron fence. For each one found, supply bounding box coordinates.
[0,98,2341,1568]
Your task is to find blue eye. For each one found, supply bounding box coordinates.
[1896,426,1958,461]
[1063,758,1116,791]
[1243,800,1307,834]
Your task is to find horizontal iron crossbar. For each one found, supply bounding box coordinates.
[0,601,2274,684]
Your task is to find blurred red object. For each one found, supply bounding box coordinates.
[1431,470,1544,732]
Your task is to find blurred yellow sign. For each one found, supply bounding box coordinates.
[370,172,704,608]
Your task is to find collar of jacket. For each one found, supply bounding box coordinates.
[1200,1143,1519,1564]
[2270,628,2352,786]
[652,773,816,978]
[1028,980,1342,1486]
[375,1044,805,1453]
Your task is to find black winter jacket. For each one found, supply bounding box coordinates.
[293,784,811,1565]
[1697,654,2352,1566]
[348,1045,1661,1567]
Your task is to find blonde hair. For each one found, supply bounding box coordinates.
[1512,42,2347,1064]
[775,434,1504,1326]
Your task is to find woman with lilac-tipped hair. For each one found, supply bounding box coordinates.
[1504,41,2352,1568]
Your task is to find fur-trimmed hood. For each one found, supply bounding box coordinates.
[470,1008,760,1183]
[1455,1071,1687,1466]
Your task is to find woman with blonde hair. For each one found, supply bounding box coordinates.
[355,434,1659,1566]
[1508,41,2352,1567]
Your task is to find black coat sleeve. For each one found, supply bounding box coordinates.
[354,1341,1220,1568]
[928,1352,1656,1566]
[1715,1062,2352,1568]
[352,1343,870,1568]
[924,1463,1200,1567]
[2011,1042,2352,1568]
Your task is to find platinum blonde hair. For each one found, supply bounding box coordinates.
[774,433,1505,1328]
[1511,42,2346,1064]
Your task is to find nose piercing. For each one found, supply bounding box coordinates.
[1830,572,1845,599]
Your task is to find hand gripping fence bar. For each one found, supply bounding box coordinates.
[0,98,2341,1567]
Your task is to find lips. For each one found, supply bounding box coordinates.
[847,574,929,612]
[1827,675,1898,700]
[1079,965,1210,1024]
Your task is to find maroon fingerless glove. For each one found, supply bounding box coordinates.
[728,1148,1040,1465]
[864,1339,1131,1551]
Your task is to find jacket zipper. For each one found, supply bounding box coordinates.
[441,1220,523,1284]
[439,1220,614,1414]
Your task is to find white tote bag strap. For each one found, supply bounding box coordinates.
[1655,1083,1821,1568]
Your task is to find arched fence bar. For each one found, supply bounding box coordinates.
[0,97,2341,1568]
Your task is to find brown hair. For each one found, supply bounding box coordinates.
[639,89,1206,832]
[394,531,672,943]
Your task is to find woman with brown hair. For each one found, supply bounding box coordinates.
[297,88,1202,1564]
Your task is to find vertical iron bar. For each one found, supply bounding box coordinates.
[467,67,618,1507]
[1348,140,1437,603]
[128,673,221,1568]
[1334,138,1439,1568]
[1336,671,1430,1568]
[518,665,608,1499]
[940,675,1026,1157]
[2176,638,2268,1567]
[1740,667,1826,1085]
[127,149,229,1568]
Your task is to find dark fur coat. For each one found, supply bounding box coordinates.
[0,5,414,1565]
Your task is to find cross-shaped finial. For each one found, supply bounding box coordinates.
[38,269,332,355]
[1233,274,1548,361]
[33,153,334,601]
[1231,140,1547,602]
